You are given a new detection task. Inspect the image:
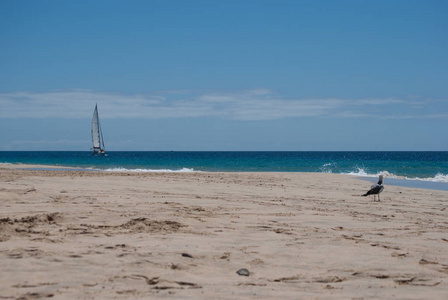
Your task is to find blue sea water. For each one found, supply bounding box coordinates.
[1,151,447,184]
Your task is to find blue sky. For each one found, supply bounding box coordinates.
[1,0,447,150]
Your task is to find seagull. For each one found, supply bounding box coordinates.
[362,175,384,202]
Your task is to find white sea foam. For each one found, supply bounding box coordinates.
[103,167,196,173]
[320,162,335,173]
[343,168,448,183]
[0,162,21,166]
[412,173,448,183]
[343,168,392,178]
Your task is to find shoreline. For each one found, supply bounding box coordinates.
[359,176,448,192]
[2,162,448,191]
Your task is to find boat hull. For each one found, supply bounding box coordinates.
[91,147,106,155]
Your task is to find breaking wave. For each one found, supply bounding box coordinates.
[342,168,448,183]
[320,162,336,173]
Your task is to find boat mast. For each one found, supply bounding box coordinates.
[99,115,105,151]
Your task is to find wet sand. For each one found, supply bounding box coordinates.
[1,167,447,299]
[360,176,448,192]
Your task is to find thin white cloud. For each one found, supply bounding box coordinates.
[0,89,445,121]
[8,139,89,145]
[0,139,90,151]
[337,111,448,119]
[352,98,406,105]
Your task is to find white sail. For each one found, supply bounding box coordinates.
[91,104,105,153]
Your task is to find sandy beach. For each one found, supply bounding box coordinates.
[1,166,447,299]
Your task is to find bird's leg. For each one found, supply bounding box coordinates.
[378,194,380,202]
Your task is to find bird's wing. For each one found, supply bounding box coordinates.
[364,184,380,195]
[370,185,382,194]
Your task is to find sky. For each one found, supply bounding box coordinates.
[0,0,447,151]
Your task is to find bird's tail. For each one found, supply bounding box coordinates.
[362,193,369,196]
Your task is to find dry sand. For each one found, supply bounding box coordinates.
[1,166,447,299]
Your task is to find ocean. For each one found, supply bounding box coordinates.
[1,151,447,183]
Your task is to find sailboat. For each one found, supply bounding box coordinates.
[91,104,106,154]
